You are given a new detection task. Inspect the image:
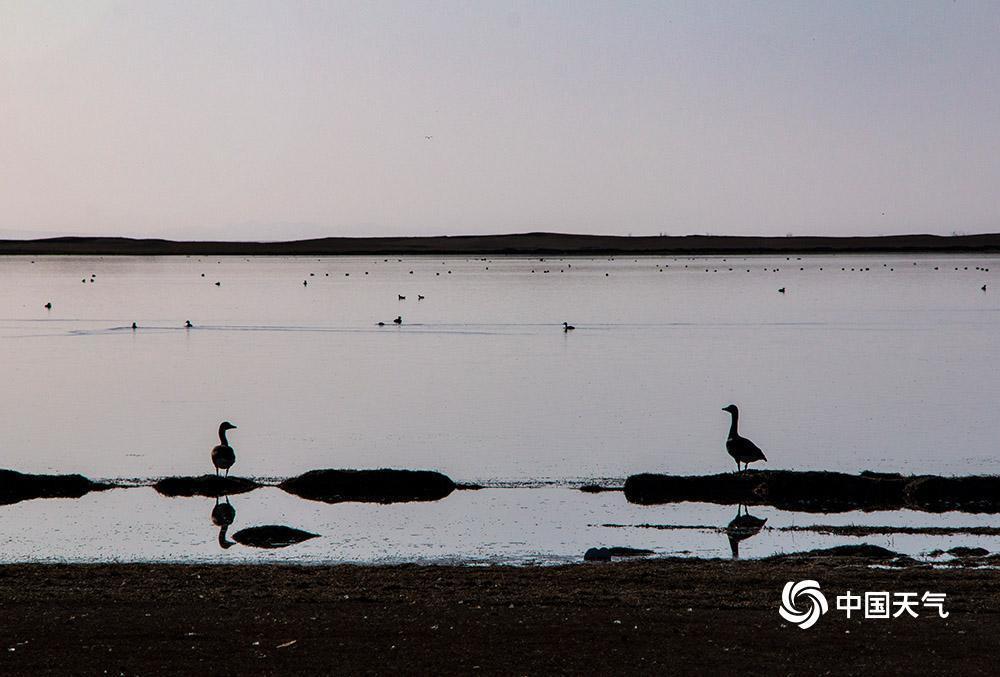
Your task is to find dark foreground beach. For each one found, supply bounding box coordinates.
[0,558,994,676]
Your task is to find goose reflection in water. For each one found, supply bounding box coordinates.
[212,495,237,549]
[725,504,767,559]
[208,495,319,550]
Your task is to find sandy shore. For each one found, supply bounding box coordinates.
[2,232,1000,256]
[0,559,994,675]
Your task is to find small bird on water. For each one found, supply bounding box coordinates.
[393,315,402,325]
[563,322,575,332]
[212,421,238,477]
[185,320,193,328]
[722,404,767,472]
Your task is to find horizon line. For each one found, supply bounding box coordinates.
[3,231,1000,257]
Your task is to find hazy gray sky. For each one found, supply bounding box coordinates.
[2,1,999,239]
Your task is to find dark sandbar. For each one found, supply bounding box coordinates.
[5,231,1000,256]
[0,468,111,505]
[624,470,1000,513]
[279,468,455,503]
[153,474,260,497]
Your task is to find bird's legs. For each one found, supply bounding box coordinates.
[215,467,219,477]
[224,468,229,478]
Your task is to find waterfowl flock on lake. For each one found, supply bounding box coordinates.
[10,254,1000,566]
[34,256,994,338]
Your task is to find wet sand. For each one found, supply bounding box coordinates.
[3,231,1000,256]
[0,559,994,675]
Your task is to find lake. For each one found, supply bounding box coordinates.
[1,254,998,563]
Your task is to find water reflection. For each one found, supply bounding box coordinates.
[211,496,237,549]
[208,494,319,550]
[725,504,767,559]
[232,525,320,549]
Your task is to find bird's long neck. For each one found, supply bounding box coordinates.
[218,525,235,549]
[727,410,739,438]
[218,426,229,445]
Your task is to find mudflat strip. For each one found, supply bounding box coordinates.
[0,560,995,675]
[625,471,1000,513]
[3,232,1000,256]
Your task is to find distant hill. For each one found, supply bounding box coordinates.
[2,232,1000,256]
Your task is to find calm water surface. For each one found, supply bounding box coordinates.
[2,254,999,562]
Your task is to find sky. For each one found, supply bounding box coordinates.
[1,1,999,240]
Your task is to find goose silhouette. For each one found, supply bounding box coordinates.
[722,405,767,472]
[211,495,237,549]
[212,421,237,477]
[725,504,767,559]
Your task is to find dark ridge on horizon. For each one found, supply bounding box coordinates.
[3,232,1000,256]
